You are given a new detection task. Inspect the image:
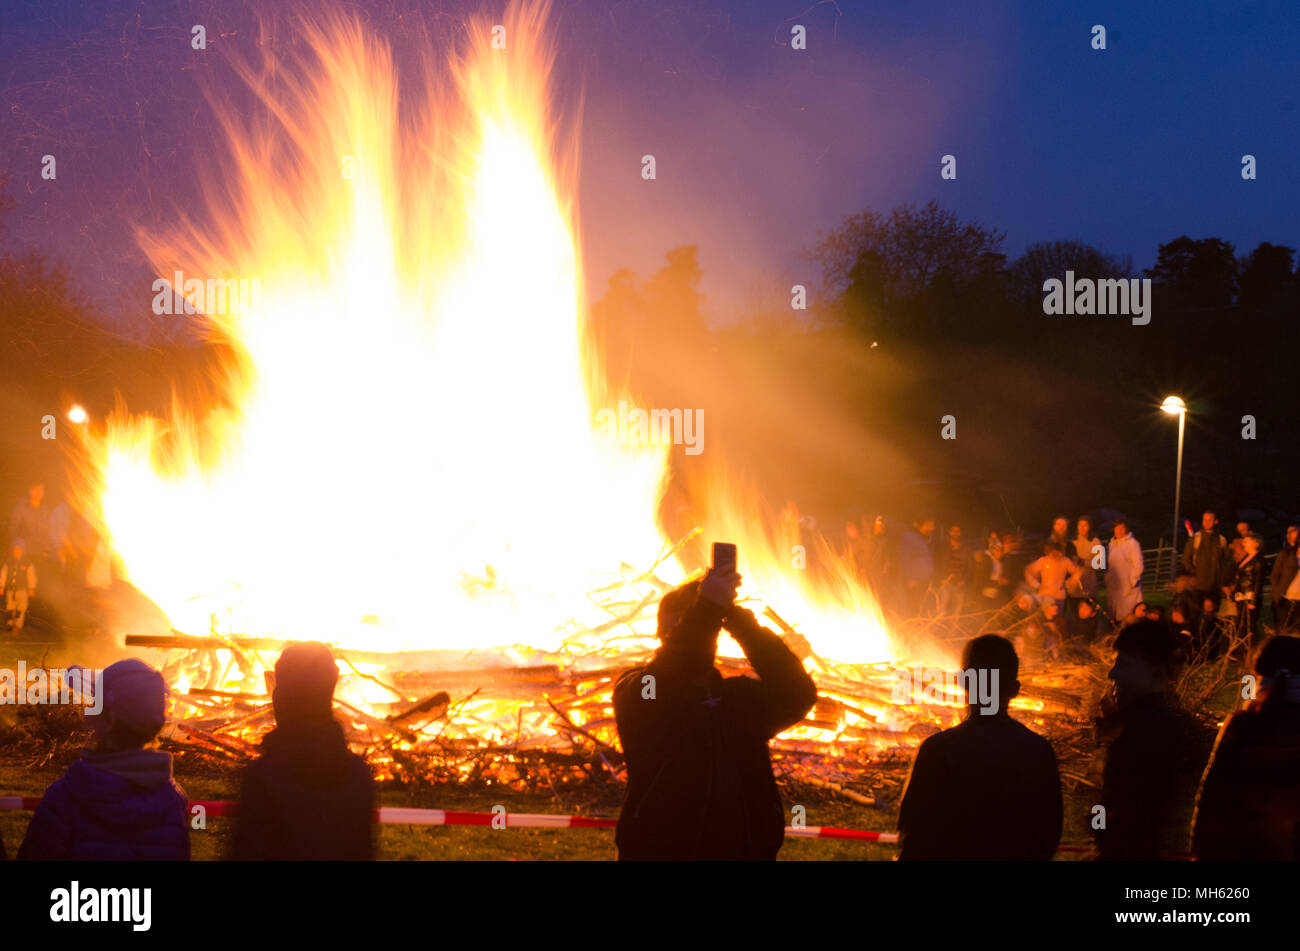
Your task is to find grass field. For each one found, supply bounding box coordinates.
[1,762,909,860]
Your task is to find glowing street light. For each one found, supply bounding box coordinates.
[67,405,88,425]
[1162,396,1187,580]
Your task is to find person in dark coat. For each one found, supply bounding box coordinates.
[1230,535,1265,644]
[862,515,898,613]
[1192,635,1300,860]
[969,534,1010,611]
[897,634,1062,860]
[1094,621,1214,860]
[1270,526,1300,631]
[1181,511,1231,607]
[613,568,818,860]
[230,641,374,860]
[18,659,189,860]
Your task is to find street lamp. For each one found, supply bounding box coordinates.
[1161,396,1187,581]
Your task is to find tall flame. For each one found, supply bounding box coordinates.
[82,3,892,665]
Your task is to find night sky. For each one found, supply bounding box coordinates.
[2,0,1297,322]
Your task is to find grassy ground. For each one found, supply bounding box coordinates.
[1,762,902,860]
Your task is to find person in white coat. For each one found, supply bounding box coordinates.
[1106,519,1144,620]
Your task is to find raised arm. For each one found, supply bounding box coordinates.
[722,607,818,738]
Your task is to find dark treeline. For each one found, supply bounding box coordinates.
[594,201,1300,543]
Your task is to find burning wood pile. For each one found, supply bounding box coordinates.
[118,543,1102,809]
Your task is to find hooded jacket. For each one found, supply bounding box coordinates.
[613,596,817,860]
[17,749,189,860]
[230,716,374,860]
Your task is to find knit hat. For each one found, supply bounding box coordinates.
[95,659,167,734]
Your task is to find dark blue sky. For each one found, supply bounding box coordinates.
[2,0,1297,323]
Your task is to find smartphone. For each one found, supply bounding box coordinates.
[711,542,737,574]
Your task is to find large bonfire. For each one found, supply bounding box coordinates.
[68,3,1072,783]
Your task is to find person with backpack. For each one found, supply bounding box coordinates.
[1181,510,1230,610]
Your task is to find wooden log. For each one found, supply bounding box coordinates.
[801,776,877,806]
[127,633,287,651]
[386,691,451,725]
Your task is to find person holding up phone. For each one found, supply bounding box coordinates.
[613,543,818,860]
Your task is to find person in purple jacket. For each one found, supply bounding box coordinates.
[18,659,189,860]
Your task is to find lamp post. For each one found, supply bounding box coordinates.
[1161,396,1187,581]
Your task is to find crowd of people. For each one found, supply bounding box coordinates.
[3,560,1297,863]
[842,509,1298,663]
[4,486,1299,862]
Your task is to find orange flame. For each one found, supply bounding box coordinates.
[79,2,892,670]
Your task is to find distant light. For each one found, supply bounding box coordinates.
[870,341,879,349]
[67,405,88,424]
[1160,396,1186,415]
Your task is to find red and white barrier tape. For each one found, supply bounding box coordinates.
[2,797,895,841]
[6,798,1116,850]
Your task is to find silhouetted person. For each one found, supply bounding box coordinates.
[862,515,897,610]
[19,659,189,860]
[1230,534,1264,643]
[1182,510,1230,608]
[998,530,1026,578]
[1229,519,1252,566]
[1023,599,1068,665]
[970,533,1010,610]
[897,634,1062,860]
[1073,598,1104,645]
[1196,595,1225,657]
[936,524,969,616]
[1048,515,1070,552]
[1094,621,1213,860]
[8,483,49,558]
[1066,517,1101,639]
[1192,635,1300,860]
[842,518,873,586]
[231,641,374,860]
[899,518,937,616]
[1,539,36,633]
[613,568,818,860]
[1270,526,1300,631]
